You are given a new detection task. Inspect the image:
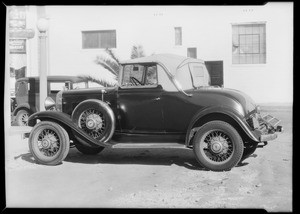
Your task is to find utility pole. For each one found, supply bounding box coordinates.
[37,18,49,111]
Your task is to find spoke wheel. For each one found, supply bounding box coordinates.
[29,121,70,165]
[193,121,244,171]
[78,108,106,140]
[16,109,30,126]
[201,130,234,163]
[71,100,115,144]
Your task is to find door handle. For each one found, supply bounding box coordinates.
[154,97,161,101]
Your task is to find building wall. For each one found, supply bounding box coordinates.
[28,3,293,103]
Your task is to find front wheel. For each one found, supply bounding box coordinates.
[28,121,70,165]
[193,121,244,171]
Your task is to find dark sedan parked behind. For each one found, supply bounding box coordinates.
[12,75,102,126]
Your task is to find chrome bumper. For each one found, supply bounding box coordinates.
[247,112,283,143]
[260,133,278,142]
[259,124,283,142]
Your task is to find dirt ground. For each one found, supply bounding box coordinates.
[5,105,293,211]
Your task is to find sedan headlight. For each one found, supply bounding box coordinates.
[44,97,56,110]
[246,113,260,130]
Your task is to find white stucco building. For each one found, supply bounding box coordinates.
[10,3,293,104]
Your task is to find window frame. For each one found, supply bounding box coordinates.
[174,27,182,46]
[119,63,159,89]
[232,22,266,64]
[187,47,197,59]
[82,30,117,49]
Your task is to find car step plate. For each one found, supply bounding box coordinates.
[111,143,187,149]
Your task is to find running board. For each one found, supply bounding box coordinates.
[110,143,188,149]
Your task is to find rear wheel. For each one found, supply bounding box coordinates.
[28,121,70,165]
[240,142,258,162]
[193,121,244,171]
[15,109,30,126]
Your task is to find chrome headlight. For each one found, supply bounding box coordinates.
[44,97,56,110]
[246,113,260,129]
[256,105,261,114]
[55,90,63,112]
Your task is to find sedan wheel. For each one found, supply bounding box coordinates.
[28,121,70,165]
[193,121,244,171]
[16,109,30,126]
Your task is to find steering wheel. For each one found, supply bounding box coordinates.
[130,77,142,86]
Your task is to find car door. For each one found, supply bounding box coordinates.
[117,64,164,133]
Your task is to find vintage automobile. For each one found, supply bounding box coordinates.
[26,54,283,171]
[12,75,101,126]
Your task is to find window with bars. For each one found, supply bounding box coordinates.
[232,23,266,64]
[175,27,182,46]
[82,30,116,49]
[187,47,197,59]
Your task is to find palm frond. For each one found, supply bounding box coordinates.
[105,48,120,65]
[95,56,119,76]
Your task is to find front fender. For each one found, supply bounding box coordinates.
[28,111,109,148]
[13,103,33,116]
[185,105,260,146]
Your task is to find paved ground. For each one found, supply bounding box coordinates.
[5,105,292,210]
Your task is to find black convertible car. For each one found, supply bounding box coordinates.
[26,54,283,171]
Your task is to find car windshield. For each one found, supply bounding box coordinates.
[121,64,158,87]
[174,62,211,90]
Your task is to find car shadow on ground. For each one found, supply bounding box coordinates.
[15,147,208,170]
[15,148,255,171]
[14,152,36,164]
[65,147,208,170]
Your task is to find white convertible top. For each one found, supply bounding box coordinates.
[120,53,205,76]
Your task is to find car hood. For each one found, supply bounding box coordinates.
[63,86,117,95]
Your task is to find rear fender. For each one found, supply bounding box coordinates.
[185,106,260,146]
[28,111,109,148]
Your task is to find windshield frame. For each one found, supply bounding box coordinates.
[119,61,207,97]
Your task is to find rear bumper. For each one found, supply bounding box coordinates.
[259,125,283,142]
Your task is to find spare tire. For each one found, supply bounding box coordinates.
[71,99,115,143]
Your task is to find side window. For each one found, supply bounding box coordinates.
[175,64,193,90]
[72,82,88,89]
[16,81,27,96]
[50,82,66,94]
[189,63,210,87]
[145,65,158,86]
